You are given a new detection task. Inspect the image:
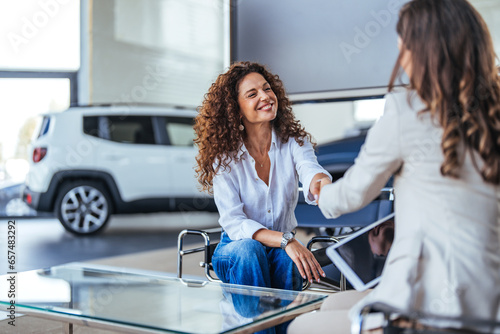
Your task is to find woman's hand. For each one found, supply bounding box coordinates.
[253,229,326,283]
[310,173,332,204]
[285,240,326,284]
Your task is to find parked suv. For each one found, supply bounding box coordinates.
[23,105,215,235]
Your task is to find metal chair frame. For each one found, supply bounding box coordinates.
[177,227,222,282]
[304,235,347,291]
[302,187,394,292]
[353,302,500,334]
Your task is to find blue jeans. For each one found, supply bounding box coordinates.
[212,232,303,334]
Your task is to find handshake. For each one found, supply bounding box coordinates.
[311,175,332,205]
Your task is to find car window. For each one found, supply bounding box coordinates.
[164,117,195,146]
[108,116,155,144]
[83,116,99,137]
[83,115,156,144]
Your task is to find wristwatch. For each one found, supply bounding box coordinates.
[281,232,295,250]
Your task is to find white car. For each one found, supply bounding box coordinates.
[23,105,215,235]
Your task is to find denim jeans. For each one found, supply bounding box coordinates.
[212,231,303,334]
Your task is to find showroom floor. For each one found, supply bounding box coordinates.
[0,212,220,274]
[0,212,319,333]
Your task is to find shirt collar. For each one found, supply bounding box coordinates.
[236,128,278,159]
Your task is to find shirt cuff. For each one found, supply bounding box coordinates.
[318,183,341,218]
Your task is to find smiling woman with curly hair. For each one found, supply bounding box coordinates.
[195,62,316,193]
[194,62,331,331]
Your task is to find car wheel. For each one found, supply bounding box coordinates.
[55,181,113,235]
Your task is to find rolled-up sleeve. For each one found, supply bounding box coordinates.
[318,93,403,218]
[293,139,332,205]
[213,168,266,240]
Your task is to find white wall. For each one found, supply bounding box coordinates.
[294,0,500,145]
[293,101,356,145]
[79,0,226,107]
[471,0,500,62]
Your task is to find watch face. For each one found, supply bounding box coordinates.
[284,232,293,240]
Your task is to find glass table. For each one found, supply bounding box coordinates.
[0,264,327,333]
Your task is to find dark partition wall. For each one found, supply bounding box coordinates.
[232,0,409,98]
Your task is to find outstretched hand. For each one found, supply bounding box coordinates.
[310,175,332,204]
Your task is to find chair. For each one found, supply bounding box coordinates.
[176,188,394,291]
[353,302,500,334]
[296,188,394,291]
[177,226,222,282]
[177,228,314,289]
[295,187,394,231]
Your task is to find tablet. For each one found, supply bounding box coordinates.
[325,213,395,291]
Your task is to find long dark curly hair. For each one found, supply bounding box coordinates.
[389,0,500,184]
[194,61,313,193]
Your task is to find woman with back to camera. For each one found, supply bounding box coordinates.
[194,62,330,332]
[289,0,500,333]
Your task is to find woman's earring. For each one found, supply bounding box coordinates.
[239,122,244,131]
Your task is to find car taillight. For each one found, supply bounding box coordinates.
[33,147,47,163]
[26,193,32,205]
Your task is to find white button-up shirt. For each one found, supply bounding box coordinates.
[213,130,331,240]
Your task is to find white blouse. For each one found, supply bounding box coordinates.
[213,129,330,240]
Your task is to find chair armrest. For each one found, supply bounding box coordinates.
[352,302,500,334]
[177,228,222,282]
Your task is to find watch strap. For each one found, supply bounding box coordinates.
[281,232,294,250]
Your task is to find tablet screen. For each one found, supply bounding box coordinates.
[326,213,395,290]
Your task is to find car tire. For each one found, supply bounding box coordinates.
[55,181,113,235]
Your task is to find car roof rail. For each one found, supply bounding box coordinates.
[68,102,192,110]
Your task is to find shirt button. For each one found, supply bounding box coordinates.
[267,210,271,213]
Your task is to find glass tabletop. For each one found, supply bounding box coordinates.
[0,264,327,334]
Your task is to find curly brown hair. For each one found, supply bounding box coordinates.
[389,0,500,185]
[194,61,314,193]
